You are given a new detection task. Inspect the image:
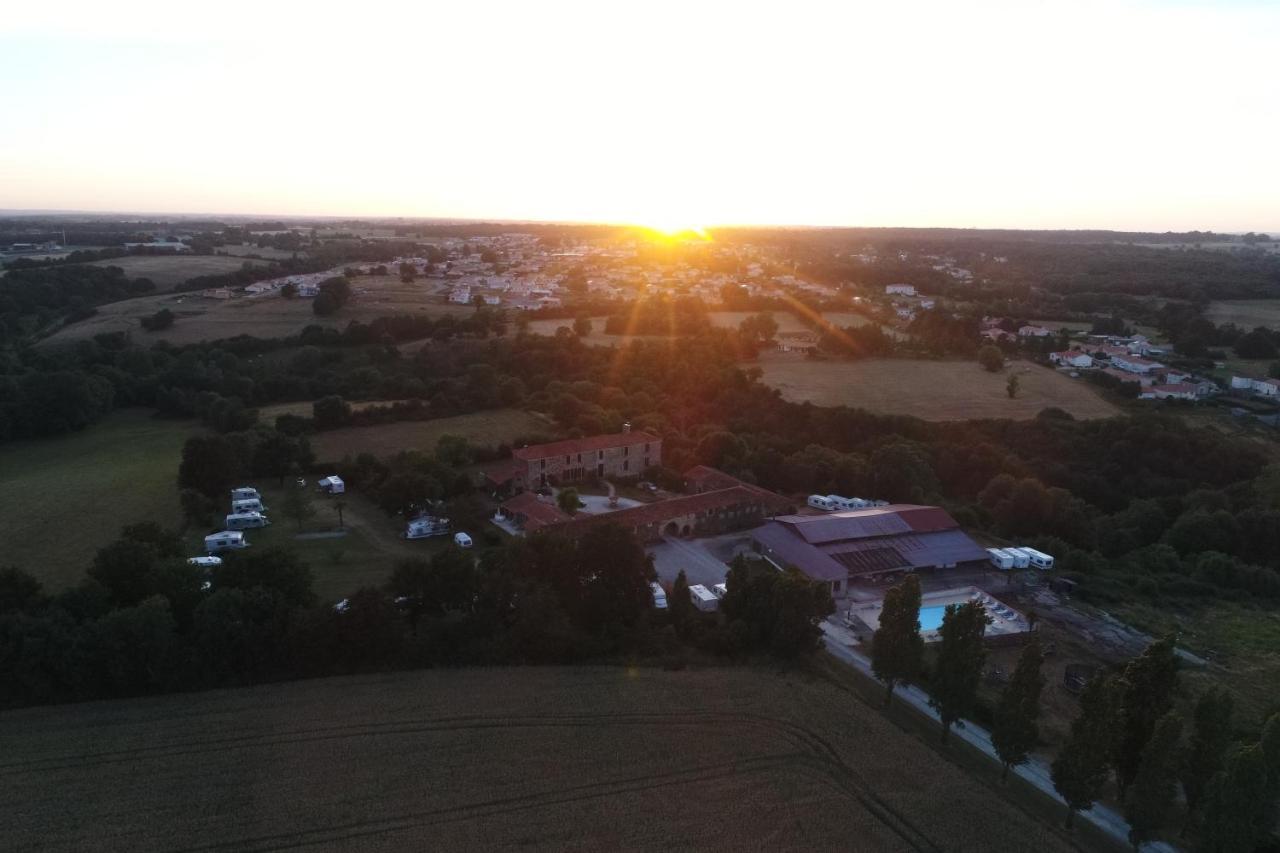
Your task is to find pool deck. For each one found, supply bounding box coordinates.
[845,585,1030,641]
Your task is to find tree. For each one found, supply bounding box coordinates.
[178,435,242,498]
[573,315,592,337]
[0,566,44,614]
[281,479,316,530]
[739,312,779,346]
[216,547,314,607]
[556,487,582,516]
[871,574,923,707]
[928,601,990,743]
[280,282,298,299]
[992,637,1044,781]
[667,569,693,628]
[1052,674,1116,829]
[978,344,1005,372]
[334,499,347,528]
[1006,373,1020,399]
[140,308,175,331]
[1180,688,1234,823]
[1198,745,1273,853]
[1113,636,1180,797]
[1124,712,1183,852]
[312,395,352,429]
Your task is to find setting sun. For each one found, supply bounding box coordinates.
[636,219,710,241]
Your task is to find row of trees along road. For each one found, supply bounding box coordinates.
[869,575,1280,851]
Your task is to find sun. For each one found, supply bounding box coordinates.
[635,217,710,241]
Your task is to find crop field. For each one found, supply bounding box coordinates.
[87,254,264,290]
[525,310,875,347]
[215,242,306,260]
[42,275,476,346]
[754,353,1121,421]
[305,408,553,461]
[0,411,198,590]
[0,666,1079,853]
[1207,299,1280,330]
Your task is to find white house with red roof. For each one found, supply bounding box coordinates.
[1049,350,1093,369]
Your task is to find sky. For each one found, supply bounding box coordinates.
[1,0,1277,232]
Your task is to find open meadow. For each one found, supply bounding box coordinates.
[0,666,1080,853]
[302,408,553,461]
[1207,299,1280,330]
[87,254,264,290]
[42,275,476,346]
[754,353,1121,421]
[526,310,877,347]
[0,411,198,590]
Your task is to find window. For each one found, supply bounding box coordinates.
[540,459,546,469]
[598,450,603,460]
[645,442,651,453]
[565,455,570,464]
[577,453,582,464]
[623,460,629,472]
[624,446,629,456]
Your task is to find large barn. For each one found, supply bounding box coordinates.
[751,504,988,595]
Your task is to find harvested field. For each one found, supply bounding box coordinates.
[42,275,475,346]
[0,410,198,590]
[1207,299,1280,330]
[0,666,1078,853]
[306,408,553,461]
[87,254,264,290]
[754,353,1121,421]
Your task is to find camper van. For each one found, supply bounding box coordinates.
[987,548,1015,570]
[225,511,270,530]
[807,494,837,512]
[204,531,247,553]
[650,582,668,610]
[712,582,729,599]
[230,487,260,502]
[1004,547,1032,569]
[1021,547,1055,570]
[317,475,345,495]
[404,516,449,539]
[689,584,719,612]
[231,498,265,514]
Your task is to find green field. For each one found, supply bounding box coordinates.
[0,666,1080,853]
[1207,299,1280,330]
[306,408,553,461]
[0,411,199,590]
[754,353,1121,421]
[88,255,264,290]
[42,275,475,346]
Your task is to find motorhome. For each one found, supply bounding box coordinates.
[231,498,265,514]
[317,475,345,495]
[650,582,668,610]
[987,548,1015,570]
[225,511,270,530]
[1004,547,1032,569]
[230,487,260,502]
[404,516,450,539]
[1021,547,1055,570]
[204,531,247,553]
[807,494,837,511]
[689,584,719,612]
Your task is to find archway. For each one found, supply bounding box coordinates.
[663,521,679,537]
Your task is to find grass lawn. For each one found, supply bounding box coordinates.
[197,486,449,602]
[1112,600,1280,729]
[1207,299,1280,330]
[87,255,264,291]
[0,411,199,591]
[42,275,475,346]
[256,399,413,421]
[0,666,1082,853]
[753,353,1121,421]
[306,409,554,461]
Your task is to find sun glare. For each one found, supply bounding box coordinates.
[636,218,710,241]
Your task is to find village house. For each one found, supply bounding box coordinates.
[1140,383,1198,401]
[484,429,661,493]
[1110,354,1164,374]
[1231,376,1280,397]
[1018,325,1053,338]
[885,283,916,296]
[1050,350,1093,369]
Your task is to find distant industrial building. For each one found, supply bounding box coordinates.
[752,504,989,595]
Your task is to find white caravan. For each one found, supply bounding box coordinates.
[225,511,270,530]
[317,475,345,495]
[1021,547,1055,570]
[807,495,837,511]
[204,531,248,553]
[1004,547,1032,569]
[231,498,265,514]
[987,548,1016,570]
[689,584,719,612]
[404,516,450,539]
[650,582,668,610]
[230,487,260,502]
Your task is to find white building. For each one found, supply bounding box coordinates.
[885,284,916,296]
[1050,350,1093,369]
[1018,325,1053,338]
[1111,354,1163,374]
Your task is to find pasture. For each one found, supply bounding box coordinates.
[42,274,476,346]
[754,353,1121,421]
[0,666,1079,853]
[1207,299,1280,330]
[0,411,198,590]
[525,309,877,347]
[88,254,264,290]
[303,408,552,461]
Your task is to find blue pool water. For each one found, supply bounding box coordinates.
[919,605,948,632]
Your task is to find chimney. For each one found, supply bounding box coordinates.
[622,422,631,434]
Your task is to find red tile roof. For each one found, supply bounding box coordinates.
[552,485,789,538]
[500,491,570,530]
[513,431,659,461]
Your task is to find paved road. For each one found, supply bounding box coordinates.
[820,623,1177,852]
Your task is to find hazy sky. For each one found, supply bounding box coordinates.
[1,0,1277,231]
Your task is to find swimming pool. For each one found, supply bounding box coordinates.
[919,605,949,632]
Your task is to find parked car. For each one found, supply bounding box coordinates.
[454,532,473,549]
[187,556,223,568]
